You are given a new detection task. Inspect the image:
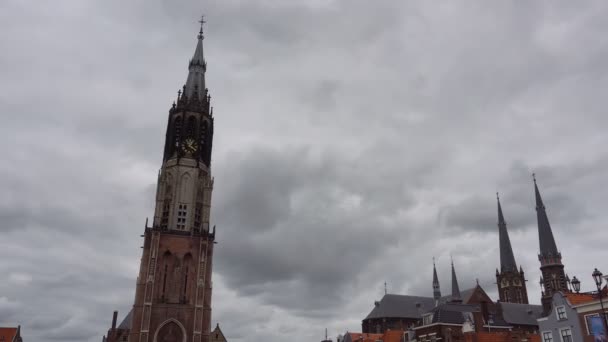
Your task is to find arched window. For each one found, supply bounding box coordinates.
[174,117,182,146]
[182,253,193,303]
[186,116,197,138]
[504,290,510,302]
[199,120,208,151]
[160,251,172,302]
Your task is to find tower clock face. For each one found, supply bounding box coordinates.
[182,138,198,154]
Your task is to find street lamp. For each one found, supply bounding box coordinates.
[571,276,581,293]
[592,268,608,335]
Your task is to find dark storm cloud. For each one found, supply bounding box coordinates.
[2,1,608,342]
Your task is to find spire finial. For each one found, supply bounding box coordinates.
[532,172,537,184]
[384,281,388,295]
[198,15,206,39]
[496,192,500,200]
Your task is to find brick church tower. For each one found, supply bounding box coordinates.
[106,20,217,342]
[495,193,529,304]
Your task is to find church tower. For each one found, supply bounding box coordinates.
[534,176,568,315]
[129,20,216,342]
[495,193,528,304]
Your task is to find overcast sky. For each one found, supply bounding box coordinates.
[2,1,608,341]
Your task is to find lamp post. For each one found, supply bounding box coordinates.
[571,276,581,293]
[592,268,608,335]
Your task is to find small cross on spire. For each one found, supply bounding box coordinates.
[198,15,206,39]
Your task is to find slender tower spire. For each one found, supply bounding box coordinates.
[451,259,462,302]
[533,174,567,315]
[432,258,442,305]
[495,193,529,304]
[184,15,207,99]
[497,193,517,272]
[534,175,560,259]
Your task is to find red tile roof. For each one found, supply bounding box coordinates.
[0,328,18,341]
[564,292,596,305]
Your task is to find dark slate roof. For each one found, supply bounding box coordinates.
[497,195,518,272]
[365,294,435,319]
[364,288,478,321]
[429,303,479,324]
[534,179,560,258]
[499,302,543,326]
[117,309,133,329]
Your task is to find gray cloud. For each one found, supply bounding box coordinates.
[2,1,608,342]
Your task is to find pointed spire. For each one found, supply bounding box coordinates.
[533,175,560,259]
[451,259,462,302]
[184,16,207,99]
[433,258,441,302]
[497,193,518,272]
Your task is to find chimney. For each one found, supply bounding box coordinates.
[111,310,118,331]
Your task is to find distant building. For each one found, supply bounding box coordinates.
[210,324,227,342]
[0,326,23,342]
[103,310,131,342]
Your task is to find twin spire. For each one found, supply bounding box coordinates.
[534,175,560,260]
[431,258,461,304]
[497,193,518,273]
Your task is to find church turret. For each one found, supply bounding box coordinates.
[534,175,568,315]
[433,259,441,305]
[451,260,462,302]
[495,193,528,304]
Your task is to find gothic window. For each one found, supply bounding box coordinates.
[551,278,559,292]
[174,117,182,147]
[161,199,171,230]
[516,288,522,303]
[157,321,183,342]
[182,253,193,303]
[177,203,188,230]
[160,251,172,302]
[194,203,202,230]
[200,120,207,148]
[504,290,510,302]
[186,115,197,138]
